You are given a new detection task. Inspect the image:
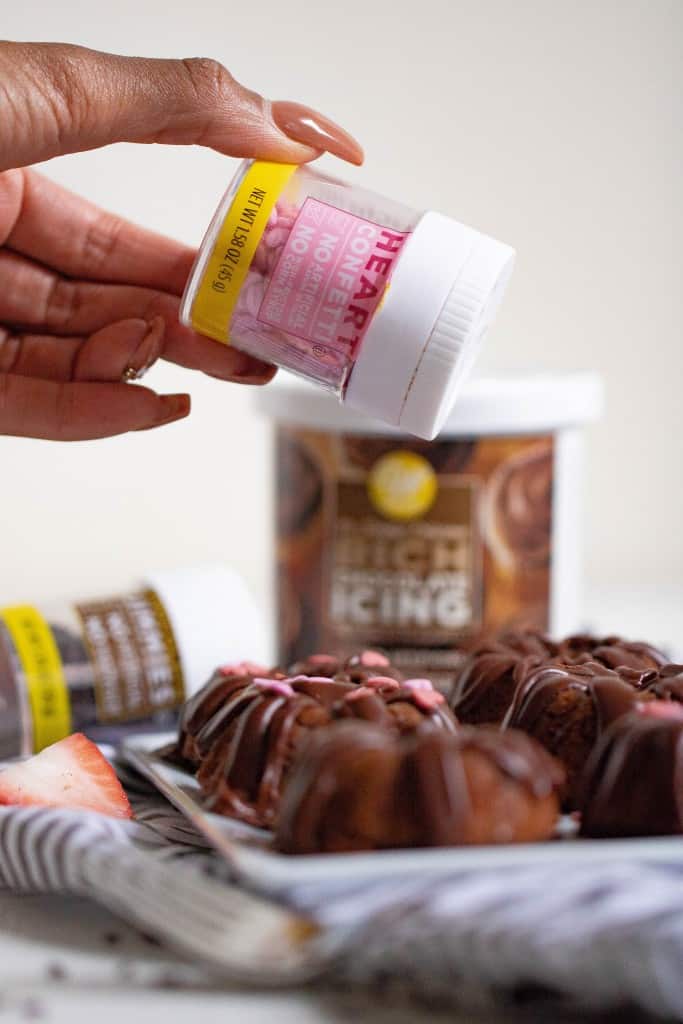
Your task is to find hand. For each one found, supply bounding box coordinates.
[0,42,363,440]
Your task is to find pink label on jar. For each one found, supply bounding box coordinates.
[257,198,409,354]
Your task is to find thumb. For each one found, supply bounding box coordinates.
[0,42,363,171]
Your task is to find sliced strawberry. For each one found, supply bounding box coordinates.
[0,733,132,819]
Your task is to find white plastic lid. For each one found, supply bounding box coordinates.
[254,371,603,436]
[144,565,267,697]
[344,211,516,439]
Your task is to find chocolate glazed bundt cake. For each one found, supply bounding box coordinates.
[178,651,451,829]
[275,722,564,854]
[195,675,354,827]
[579,702,683,838]
[171,660,272,768]
[501,662,654,809]
[450,630,665,726]
[170,649,402,771]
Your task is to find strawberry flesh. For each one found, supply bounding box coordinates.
[0,733,132,819]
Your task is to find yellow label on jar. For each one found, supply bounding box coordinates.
[190,161,297,344]
[1,606,72,751]
[367,451,438,522]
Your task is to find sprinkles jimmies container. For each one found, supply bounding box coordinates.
[181,160,515,439]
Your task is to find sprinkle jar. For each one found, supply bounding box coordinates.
[181,160,515,438]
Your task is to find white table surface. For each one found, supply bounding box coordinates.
[0,584,678,1023]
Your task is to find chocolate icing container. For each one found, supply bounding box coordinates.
[255,372,602,687]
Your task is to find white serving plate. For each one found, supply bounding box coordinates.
[121,731,683,891]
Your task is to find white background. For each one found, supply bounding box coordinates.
[0,1,681,640]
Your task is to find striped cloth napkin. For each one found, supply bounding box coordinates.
[1,757,683,1019]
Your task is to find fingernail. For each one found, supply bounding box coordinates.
[237,365,278,385]
[156,393,191,426]
[271,101,364,165]
[212,352,276,383]
[130,316,165,377]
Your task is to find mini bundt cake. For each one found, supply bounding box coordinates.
[275,722,564,854]
[170,660,271,768]
[501,661,653,809]
[450,647,543,725]
[579,702,683,837]
[451,630,665,727]
[195,675,354,827]
[193,671,455,828]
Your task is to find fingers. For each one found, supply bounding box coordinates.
[0,250,274,382]
[0,373,190,441]
[0,170,195,293]
[0,43,363,171]
[0,318,165,384]
[74,317,165,382]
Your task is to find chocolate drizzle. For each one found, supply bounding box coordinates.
[580,709,683,837]
[171,668,264,767]
[643,664,683,702]
[558,634,667,672]
[503,663,646,734]
[450,650,542,725]
[333,684,458,734]
[500,662,650,808]
[451,629,666,727]
[287,650,403,685]
[197,676,355,827]
[275,722,563,854]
